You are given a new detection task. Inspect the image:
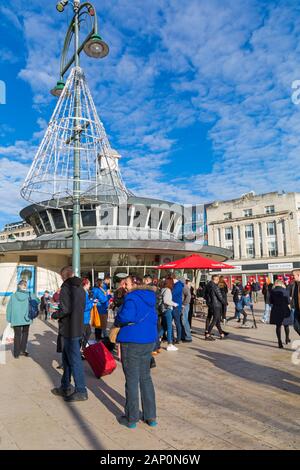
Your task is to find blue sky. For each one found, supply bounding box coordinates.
[0,0,300,230]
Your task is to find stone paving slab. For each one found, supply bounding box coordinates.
[0,301,299,450]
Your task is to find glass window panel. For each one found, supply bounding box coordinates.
[81,210,96,227]
[51,209,66,230]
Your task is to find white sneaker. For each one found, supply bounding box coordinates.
[167,344,178,351]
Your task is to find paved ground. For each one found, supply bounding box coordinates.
[0,300,300,450]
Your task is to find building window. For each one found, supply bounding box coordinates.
[224,212,232,220]
[259,222,263,257]
[268,240,278,257]
[217,228,221,246]
[265,205,275,214]
[243,209,253,217]
[246,241,255,258]
[225,227,233,240]
[51,209,66,230]
[245,224,254,239]
[267,221,276,236]
[26,231,31,236]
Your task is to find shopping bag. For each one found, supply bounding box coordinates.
[90,304,101,328]
[84,341,117,378]
[1,323,14,345]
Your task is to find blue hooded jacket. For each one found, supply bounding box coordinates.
[116,288,158,344]
[172,280,184,309]
[92,286,109,314]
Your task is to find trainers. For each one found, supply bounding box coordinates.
[118,416,137,429]
[20,352,29,357]
[145,419,157,427]
[51,387,73,398]
[64,391,88,402]
[167,344,178,351]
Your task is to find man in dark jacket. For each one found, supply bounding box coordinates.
[231,282,243,322]
[251,281,261,303]
[261,281,273,323]
[204,275,228,340]
[51,266,87,401]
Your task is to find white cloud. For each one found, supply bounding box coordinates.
[2,0,300,226]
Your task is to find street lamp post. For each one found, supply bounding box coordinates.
[51,0,109,277]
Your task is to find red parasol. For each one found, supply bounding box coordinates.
[155,254,235,270]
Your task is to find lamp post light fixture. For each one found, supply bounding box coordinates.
[50,79,65,97]
[50,0,109,276]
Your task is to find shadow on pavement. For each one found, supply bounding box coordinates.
[27,325,105,450]
[192,347,300,395]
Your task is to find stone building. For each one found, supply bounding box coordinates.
[0,221,36,243]
[206,191,300,287]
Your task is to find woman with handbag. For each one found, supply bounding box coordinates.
[92,280,109,341]
[270,280,291,348]
[6,280,39,358]
[114,275,158,429]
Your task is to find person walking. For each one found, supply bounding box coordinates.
[218,276,228,325]
[231,281,243,322]
[6,280,39,358]
[51,266,87,402]
[115,275,158,429]
[171,275,184,344]
[158,278,178,351]
[251,280,261,303]
[289,269,300,336]
[204,275,228,340]
[181,280,192,342]
[262,280,273,323]
[188,284,196,332]
[270,280,291,348]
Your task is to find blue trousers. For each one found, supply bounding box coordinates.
[61,336,87,394]
[172,306,182,341]
[121,342,156,423]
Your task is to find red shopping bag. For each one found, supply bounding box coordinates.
[84,341,117,378]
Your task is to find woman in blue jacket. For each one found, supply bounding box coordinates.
[115,275,158,429]
[92,279,109,340]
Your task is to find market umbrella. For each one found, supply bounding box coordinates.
[155,254,235,270]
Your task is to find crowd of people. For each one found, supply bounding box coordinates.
[4,266,300,429]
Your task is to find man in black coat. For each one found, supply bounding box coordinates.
[204,274,229,340]
[51,266,87,401]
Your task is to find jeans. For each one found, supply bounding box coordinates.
[181,304,192,340]
[61,337,87,394]
[121,342,156,423]
[13,325,30,358]
[234,301,242,320]
[172,306,182,341]
[81,324,91,349]
[159,308,173,344]
[262,304,271,323]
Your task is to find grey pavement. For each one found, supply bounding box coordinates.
[0,300,299,450]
